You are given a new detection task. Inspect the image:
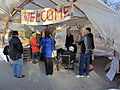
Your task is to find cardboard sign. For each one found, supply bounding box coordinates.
[106,58,119,81]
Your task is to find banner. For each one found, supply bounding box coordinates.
[21,4,73,25]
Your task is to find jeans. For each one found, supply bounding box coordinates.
[12,58,23,77]
[79,53,90,75]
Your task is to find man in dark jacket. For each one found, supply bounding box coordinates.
[76,30,92,78]
[86,27,95,65]
[9,31,25,78]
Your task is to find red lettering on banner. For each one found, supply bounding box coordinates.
[22,5,71,24]
[24,12,30,22]
[64,6,70,18]
[24,16,29,21]
[36,11,41,22]
[30,12,35,22]
[47,9,53,21]
[41,10,46,22]
[55,8,62,20]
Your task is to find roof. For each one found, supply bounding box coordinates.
[0,0,120,53]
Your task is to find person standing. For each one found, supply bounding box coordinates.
[39,30,56,75]
[30,32,39,64]
[76,29,92,78]
[39,31,45,42]
[39,31,45,61]
[65,31,74,50]
[9,31,25,78]
[86,27,95,65]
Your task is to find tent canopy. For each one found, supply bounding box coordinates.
[0,0,120,53]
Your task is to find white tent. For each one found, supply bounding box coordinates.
[0,0,120,53]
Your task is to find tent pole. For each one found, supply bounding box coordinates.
[11,0,33,16]
[66,0,86,15]
[49,0,59,5]
[1,0,32,47]
[0,18,21,23]
[31,1,45,8]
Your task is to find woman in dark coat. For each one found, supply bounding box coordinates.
[65,31,74,50]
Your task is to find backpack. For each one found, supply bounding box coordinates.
[3,45,9,55]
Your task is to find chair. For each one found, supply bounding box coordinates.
[60,54,74,69]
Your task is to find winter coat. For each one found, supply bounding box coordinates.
[30,37,39,53]
[9,36,23,60]
[88,33,95,49]
[78,34,92,55]
[39,38,56,58]
[65,35,74,48]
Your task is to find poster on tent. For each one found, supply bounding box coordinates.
[21,4,73,25]
[54,25,67,49]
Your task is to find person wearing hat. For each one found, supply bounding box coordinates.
[9,31,25,78]
[30,32,39,64]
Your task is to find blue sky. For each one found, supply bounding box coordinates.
[113,0,119,2]
[106,0,120,10]
[107,0,119,4]
[102,0,119,5]
[108,0,119,2]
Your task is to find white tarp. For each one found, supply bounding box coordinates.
[0,0,120,53]
[76,0,120,53]
[0,0,24,13]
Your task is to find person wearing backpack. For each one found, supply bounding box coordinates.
[9,31,25,78]
[3,45,10,62]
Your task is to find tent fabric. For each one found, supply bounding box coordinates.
[75,0,120,52]
[0,0,24,13]
[0,0,120,52]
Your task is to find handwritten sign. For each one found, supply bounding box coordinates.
[21,4,73,25]
[54,25,67,49]
[106,58,119,81]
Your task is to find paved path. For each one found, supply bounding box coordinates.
[0,57,119,90]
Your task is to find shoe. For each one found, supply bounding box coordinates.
[16,75,25,78]
[21,75,25,77]
[46,73,49,75]
[86,75,90,77]
[49,73,53,75]
[75,75,84,78]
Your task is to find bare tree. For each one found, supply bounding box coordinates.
[101,0,120,11]
[114,2,120,11]
[102,0,107,4]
